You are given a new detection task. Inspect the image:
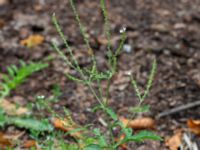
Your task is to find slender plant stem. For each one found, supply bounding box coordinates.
[100,0,112,55]
[52,42,75,69]
[97,79,103,100]
[105,78,111,105]
[87,83,104,107]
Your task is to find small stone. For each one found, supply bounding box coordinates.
[174,23,186,29]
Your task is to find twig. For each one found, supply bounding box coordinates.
[157,100,200,119]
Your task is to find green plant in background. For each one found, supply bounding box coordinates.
[0,106,53,132]
[0,60,52,149]
[51,0,161,149]
[0,61,48,99]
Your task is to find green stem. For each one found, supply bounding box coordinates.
[87,83,104,107]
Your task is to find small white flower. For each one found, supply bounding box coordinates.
[119,26,126,33]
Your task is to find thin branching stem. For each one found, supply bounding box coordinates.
[87,83,104,107]
[52,42,75,69]
[100,0,112,57]
[52,14,86,80]
[52,14,78,67]
[126,59,157,127]
[51,0,160,147]
[69,0,91,51]
[69,0,97,68]
[142,59,157,101]
[97,79,103,100]
[105,32,126,105]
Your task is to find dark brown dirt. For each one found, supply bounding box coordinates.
[1,0,200,149]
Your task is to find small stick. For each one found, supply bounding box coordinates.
[157,100,200,119]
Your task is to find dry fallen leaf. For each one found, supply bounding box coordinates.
[23,140,37,149]
[120,117,155,129]
[0,132,12,149]
[187,119,200,136]
[20,34,44,48]
[0,19,6,29]
[0,99,29,116]
[52,117,82,139]
[165,130,182,150]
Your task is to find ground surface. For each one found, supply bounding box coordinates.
[1,0,200,149]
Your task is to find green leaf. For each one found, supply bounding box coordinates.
[66,74,85,83]
[93,128,107,147]
[0,107,6,127]
[8,118,53,132]
[115,130,161,148]
[52,84,62,99]
[0,83,10,100]
[84,144,102,150]
[7,66,16,78]
[123,127,133,138]
[129,105,150,113]
[129,130,162,142]
[105,107,118,121]
[82,137,98,147]
[0,61,48,99]
[63,143,79,150]
[91,105,102,112]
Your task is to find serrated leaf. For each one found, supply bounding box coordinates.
[123,128,133,138]
[129,130,162,142]
[115,130,161,148]
[0,83,9,100]
[7,67,15,78]
[83,137,98,147]
[93,128,107,147]
[64,143,79,150]
[0,61,48,99]
[105,107,118,121]
[8,118,53,132]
